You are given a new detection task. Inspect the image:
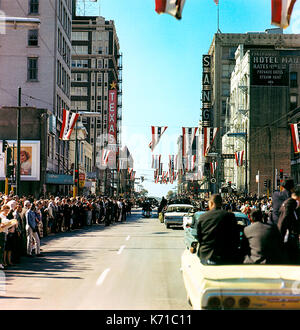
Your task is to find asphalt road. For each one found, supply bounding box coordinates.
[0,209,191,310]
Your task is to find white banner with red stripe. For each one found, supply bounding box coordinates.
[59,109,79,140]
[290,123,300,153]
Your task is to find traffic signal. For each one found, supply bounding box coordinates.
[279,169,283,180]
[264,180,267,188]
[268,179,271,189]
[6,147,12,164]
[228,181,231,187]
[2,140,8,153]
[6,165,14,177]
[74,169,79,184]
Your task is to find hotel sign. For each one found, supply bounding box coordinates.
[202,54,212,127]
[250,51,289,87]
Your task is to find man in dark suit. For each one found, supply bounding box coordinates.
[277,189,300,264]
[243,209,283,264]
[197,194,241,265]
[269,178,295,225]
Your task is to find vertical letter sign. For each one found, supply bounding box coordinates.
[108,81,118,145]
[202,55,211,127]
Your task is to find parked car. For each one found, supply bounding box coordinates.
[181,211,300,310]
[163,204,194,229]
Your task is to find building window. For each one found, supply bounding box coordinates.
[290,94,298,110]
[290,72,298,88]
[27,57,38,81]
[73,45,89,55]
[28,29,38,46]
[222,46,237,60]
[29,0,39,14]
[222,100,227,115]
[72,31,89,41]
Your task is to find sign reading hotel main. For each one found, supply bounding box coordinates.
[250,51,289,87]
[108,81,118,145]
[202,54,211,127]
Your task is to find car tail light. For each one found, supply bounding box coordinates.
[207,297,221,309]
[223,297,235,308]
[239,297,250,308]
[190,242,198,254]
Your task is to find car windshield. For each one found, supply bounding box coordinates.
[167,206,193,213]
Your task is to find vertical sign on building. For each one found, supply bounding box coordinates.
[108,81,118,168]
[202,55,212,127]
[108,81,118,145]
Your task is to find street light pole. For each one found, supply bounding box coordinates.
[16,87,21,196]
[73,108,79,198]
[245,127,248,196]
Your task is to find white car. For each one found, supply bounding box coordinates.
[164,204,194,229]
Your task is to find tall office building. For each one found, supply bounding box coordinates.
[0,0,73,194]
[71,10,122,194]
[201,30,300,192]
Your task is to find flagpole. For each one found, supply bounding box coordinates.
[73,108,79,198]
[217,1,221,33]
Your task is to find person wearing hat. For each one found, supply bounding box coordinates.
[269,177,295,226]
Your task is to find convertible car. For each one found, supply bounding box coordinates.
[181,211,300,310]
[163,204,194,229]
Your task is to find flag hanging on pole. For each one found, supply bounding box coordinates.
[271,0,297,29]
[182,127,198,157]
[149,126,168,152]
[185,154,196,172]
[102,149,111,165]
[235,151,244,167]
[151,155,161,169]
[169,155,175,177]
[155,0,186,20]
[203,127,219,156]
[210,161,218,176]
[290,123,300,153]
[59,109,79,140]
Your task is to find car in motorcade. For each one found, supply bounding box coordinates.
[163,204,194,229]
[181,210,300,310]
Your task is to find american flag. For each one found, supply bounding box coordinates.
[155,0,186,20]
[271,0,297,29]
[182,127,198,157]
[149,126,168,152]
[202,127,219,157]
[151,154,161,169]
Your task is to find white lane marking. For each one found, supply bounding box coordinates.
[126,235,130,241]
[117,245,126,255]
[96,268,110,286]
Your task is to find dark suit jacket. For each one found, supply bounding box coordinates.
[243,222,283,264]
[270,189,291,225]
[277,198,300,239]
[197,209,240,264]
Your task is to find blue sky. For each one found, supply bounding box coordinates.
[88,0,300,198]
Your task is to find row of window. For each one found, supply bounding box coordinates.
[57,60,71,97]
[58,28,71,67]
[56,94,69,121]
[58,0,72,39]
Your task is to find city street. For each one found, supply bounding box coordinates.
[0,209,190,310]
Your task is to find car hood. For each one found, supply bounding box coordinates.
[165,212,188,217]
